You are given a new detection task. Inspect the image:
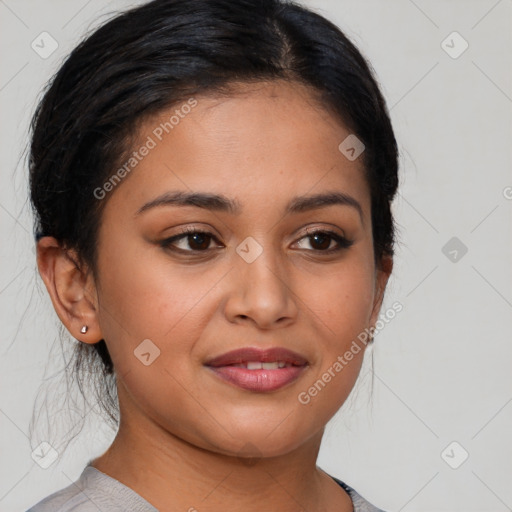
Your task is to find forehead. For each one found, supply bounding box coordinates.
[103,80,370,218]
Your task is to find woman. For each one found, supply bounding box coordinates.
[27,0,398,510]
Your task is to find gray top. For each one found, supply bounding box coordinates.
[27,465,386,512]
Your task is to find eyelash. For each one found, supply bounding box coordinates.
[159,227,354,255]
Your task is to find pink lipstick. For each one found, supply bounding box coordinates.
[205,347,308,392]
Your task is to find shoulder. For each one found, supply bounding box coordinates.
[331,475,388,512]
[26,465,158,512]
[25,473,104,512]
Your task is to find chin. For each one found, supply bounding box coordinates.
[202,422,317,461]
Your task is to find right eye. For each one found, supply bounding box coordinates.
[160,228,223,253]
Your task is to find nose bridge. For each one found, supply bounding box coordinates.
[226,235,297,327]
[240,240,284,291]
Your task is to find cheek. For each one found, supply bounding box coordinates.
[95,256,221,440]
[98,236,206,322]
[94,240,220,372]
[296,260,375,345]
[291,258,375,408]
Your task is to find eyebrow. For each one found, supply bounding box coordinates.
[135,190,364,223]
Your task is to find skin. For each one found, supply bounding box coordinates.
[37,80,392,512]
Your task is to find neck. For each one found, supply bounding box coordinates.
[91,384,353,512]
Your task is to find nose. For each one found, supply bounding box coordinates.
[223,240,299,330]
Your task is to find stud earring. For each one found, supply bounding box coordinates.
[80,325,88,334]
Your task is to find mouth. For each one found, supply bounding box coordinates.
[204,347,308,392]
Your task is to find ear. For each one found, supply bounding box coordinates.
[369,253,393,331]
[36,236,102,344]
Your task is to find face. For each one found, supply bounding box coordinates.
[90,80,390,458]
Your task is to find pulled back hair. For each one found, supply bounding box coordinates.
[29,0,399,428]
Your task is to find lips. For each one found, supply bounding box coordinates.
[205,347,308,367]
[205,347,308,392]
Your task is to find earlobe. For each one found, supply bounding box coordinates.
[36,236,102,344]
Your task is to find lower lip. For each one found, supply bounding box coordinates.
[207,365,306,392]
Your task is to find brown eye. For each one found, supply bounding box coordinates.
[160,230,220,253]
[185,232,213,251]
[295,230,353,252]
[309,232,332,250]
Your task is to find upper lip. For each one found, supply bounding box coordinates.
[205,347,308,367]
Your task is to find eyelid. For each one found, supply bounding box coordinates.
[163,224,222,241]
[301,224,345,238]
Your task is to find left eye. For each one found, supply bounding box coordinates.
[294,230,353,252]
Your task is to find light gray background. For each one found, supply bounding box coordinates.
[1,1,511,511]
